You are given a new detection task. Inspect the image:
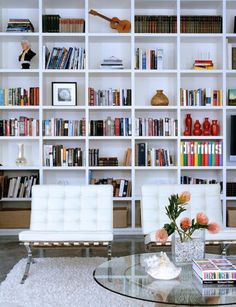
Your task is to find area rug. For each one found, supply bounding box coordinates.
[0,257,154,307]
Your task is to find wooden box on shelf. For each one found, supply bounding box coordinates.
[0,209,30,229]
[113,206,128,228]
[227,207,236,227]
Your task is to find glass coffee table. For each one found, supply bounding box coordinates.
[93,253,236,306]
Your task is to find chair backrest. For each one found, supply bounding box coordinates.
[30,185,113,232]
[141,184,222,234]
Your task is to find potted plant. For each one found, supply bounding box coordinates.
[155,192,220,263]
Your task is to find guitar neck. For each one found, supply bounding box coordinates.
[89,10,112,22]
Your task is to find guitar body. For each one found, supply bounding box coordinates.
[110,17,131,33]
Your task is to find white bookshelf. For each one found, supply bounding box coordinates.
[0,0,235,235]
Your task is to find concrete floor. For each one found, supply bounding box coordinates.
[1,235,234,284]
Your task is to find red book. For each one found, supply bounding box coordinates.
[204,141,209,166]
[114,118,120,136]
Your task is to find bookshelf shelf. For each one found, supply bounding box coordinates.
[0,198,31,202]
[0,0,232,235]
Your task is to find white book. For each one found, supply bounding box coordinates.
[13,177,21,198]
[119,179,125,197]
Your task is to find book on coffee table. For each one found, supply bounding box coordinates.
[192,258,236,284]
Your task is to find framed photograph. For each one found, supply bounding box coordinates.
[52,82,77,106]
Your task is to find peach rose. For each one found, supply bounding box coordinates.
[155,228,168,242]
[196,212,209,225]
[180,217,191,231]
[208,223,220,234]
[178,191,191,204]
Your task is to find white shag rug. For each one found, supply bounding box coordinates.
[0,257,155,307]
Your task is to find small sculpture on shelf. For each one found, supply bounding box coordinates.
[183,114,192,136]
[193,120,202,136]
[15,143,27,166]
[202,117,211,136]
[211,120,220,136]
[151,90,169,106]
[19,40,36,69]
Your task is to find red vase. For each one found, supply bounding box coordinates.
[193,120,202,136]
[203,117,211,136]
[211,120,219,136]
[185,114,192,135]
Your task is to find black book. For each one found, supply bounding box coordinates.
[138,143,146,166]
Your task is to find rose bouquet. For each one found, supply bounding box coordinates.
[155,191,220,243]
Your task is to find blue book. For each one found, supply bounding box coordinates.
[0,89,4,106]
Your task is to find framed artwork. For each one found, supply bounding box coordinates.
[52,82,77,106]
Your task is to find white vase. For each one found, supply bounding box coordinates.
[15,143,27,166]
[171,229,205,263]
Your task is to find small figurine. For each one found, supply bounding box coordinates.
[19,40,36,69]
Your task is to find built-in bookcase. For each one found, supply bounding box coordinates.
[0,0,236,235]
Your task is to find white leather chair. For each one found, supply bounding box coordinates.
[141,184,236,251]
[19,184,113,284]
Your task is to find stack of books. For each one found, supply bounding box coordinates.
[0,117,39,137]
[135,16,177,33]
[90,177,132,197]
[6,19,34,32]
[44,145,83,167]
[44,46,85,69]
[180,141,223,167]
[181,16,222,33]
[135,48,163,70]
[89,118,132,137]
[3,175,38,199]
[135,117,178,137]
[0,87,39,106]
[193,60,214,70]
[180,88,222,107]
[42,15,85,33]
[43,118,86,137]
[88,88,131,106]
[100,57,124,70]
[135,143,173,167]
[193,258,236,284]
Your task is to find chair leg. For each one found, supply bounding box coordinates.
[221,243,230,256]
[107,243,112,260]
[21,244,33,284]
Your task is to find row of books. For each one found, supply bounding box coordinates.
[227,42,236,70]
[43,145,83,167]
[135,16,177,33]
[6,19,34,32]
[180,176,221,186]
[134,16,222,33]
[181,16,222,33]
[42,15,85,33]
[43,119,86,137]
[89,149,118,167]
[0,87,39,106]
[90,178,132,198]
[135,143,173,167]
[193,258,236,283]
[135,118,178,137]
[180,141,223,167]
[0,118,39,137]
[88,88,132,106]
[44,46,85,70]
[135,48,163,70]
[89,118,132,137]
[180,88,223,107]
[0,175,38,199]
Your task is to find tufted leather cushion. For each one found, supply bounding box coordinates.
[141,184,223,239]
[19,185,113,242]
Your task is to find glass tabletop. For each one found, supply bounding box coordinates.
[93,253,236,306]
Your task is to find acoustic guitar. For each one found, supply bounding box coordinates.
[89,9,131,33]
